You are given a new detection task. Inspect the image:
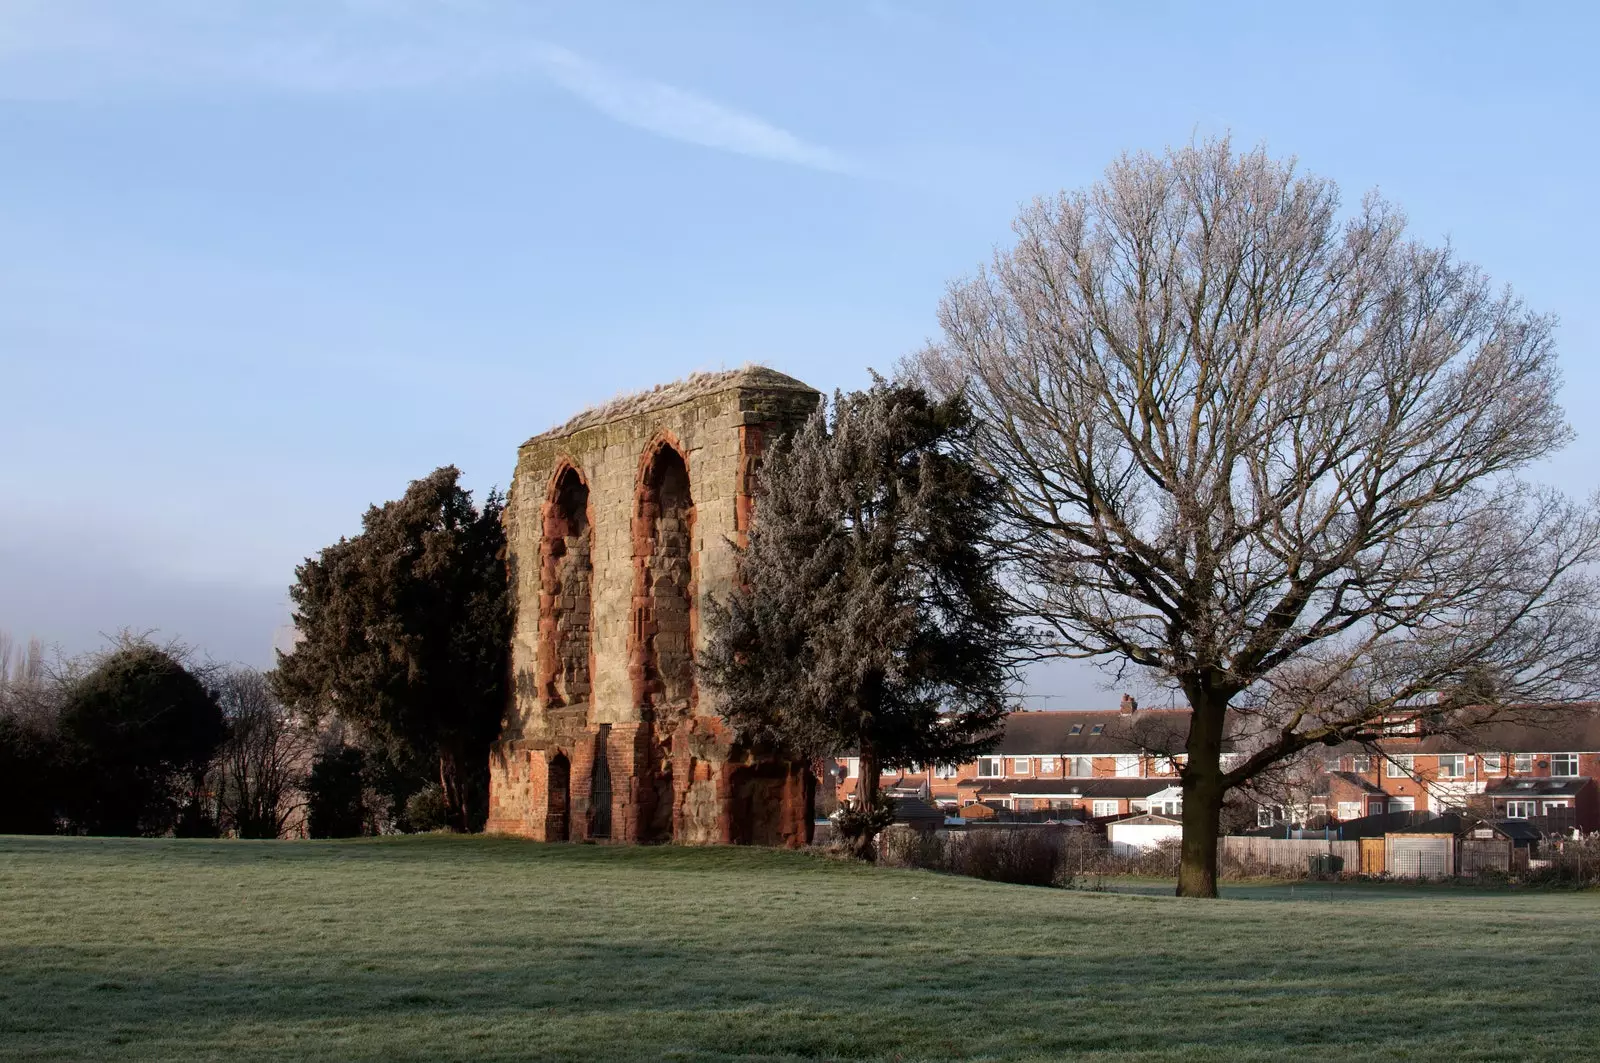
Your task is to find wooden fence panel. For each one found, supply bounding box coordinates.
[1220,837,1358,872]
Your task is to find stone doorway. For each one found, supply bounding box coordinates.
[546,753,570,842]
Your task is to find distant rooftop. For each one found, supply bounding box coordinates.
[525,365,817,445]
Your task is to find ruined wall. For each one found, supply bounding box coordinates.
[486,368,820,846]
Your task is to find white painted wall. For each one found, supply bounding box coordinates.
[1108,820,1183,856]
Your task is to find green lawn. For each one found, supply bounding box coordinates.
[1,836,1597,1061]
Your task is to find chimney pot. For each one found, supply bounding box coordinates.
[1120,694,1138,715]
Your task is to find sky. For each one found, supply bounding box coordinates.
[2,0,1597,707]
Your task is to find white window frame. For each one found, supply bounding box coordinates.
[1038,756,1057,774]
[1482,754,1502,772]
[1012,757,1031,775]
[934,763,958,779]
[1437,754,1466,779]
[976,757,1003,779]
[1386,755,1414,779]
[1114,754,1139,778]
[1091,799,1119,817]
[1351,754,1373,773]
[1542,800,1571,813]
[1337,801,1362,821]
[1066,757,1091,778]
[1505,800,1535,819]
[1388,797,1415,813]
[1513,754,1534,774]
[1550,753,1579,778]
[845,758,859,779]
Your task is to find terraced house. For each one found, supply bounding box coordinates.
[1317,708,1600,831]
[835,697,1224,820]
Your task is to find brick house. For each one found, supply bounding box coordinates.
[1317,707,1600,831]
[835,698,1219,820]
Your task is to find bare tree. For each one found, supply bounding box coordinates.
[211,668,314,838]
[913,138,1600,896]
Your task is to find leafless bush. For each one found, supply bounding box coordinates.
[209,667,315,838]
[882,826,1075,888]
[1524,837,1600,888]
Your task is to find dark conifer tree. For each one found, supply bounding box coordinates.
[702,380,1015,858]
[272,466,510,832]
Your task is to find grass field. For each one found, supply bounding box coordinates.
[2,836,1597,1062]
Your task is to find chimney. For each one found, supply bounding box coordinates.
[1120,694,1138,716]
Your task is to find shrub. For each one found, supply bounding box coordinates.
[306,746,367,838]
[404,784,450,832]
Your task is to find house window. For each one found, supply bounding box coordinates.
[1505,800,1535,819]
[1324,756,1343,772]
[1352,755,1372,773]
[977,757,1002,779]
[1388,797,1415,813]
[1155,757,1179,775]
[1386,755,1414,779]
[1337,802,1362,820]
[1482,754,1502,772]
[1153,799,1181,816]
[1437,755,1466,778]
[1114,755,1139,778]
[1091,800,1119,817]
[906,762,921,774]
[1513,754,1534,774]
[1542,800,1571,814]
[1551,754,1579,777]
[934,763,958,779]
[1068,724,1083,736]
[845,758,859,779]
[1039,756,1058,773]
[1066,757,1092,778]
[1256,806,1279,827]
[1012,758,1031,775]
[1090,725,1104,735]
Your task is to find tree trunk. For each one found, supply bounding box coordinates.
[1177,692,1228,898]
[850,748,882,861]
[438,749,468,833]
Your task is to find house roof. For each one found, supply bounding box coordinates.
[971,778,1176,799]
[1325,705,1600,755]
[1330,810,1436,839]
[989,709,1221,756]
[1108,813,1182,827]
[887,795,944,824]
[1484,777,1592,798]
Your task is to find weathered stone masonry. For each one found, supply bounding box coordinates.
[486,368,820,845]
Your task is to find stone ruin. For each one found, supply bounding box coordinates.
[486,367,821,845]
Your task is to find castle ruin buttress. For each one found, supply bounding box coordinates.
[486,367,820,846]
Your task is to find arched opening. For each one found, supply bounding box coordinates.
[729,764,790,846]
[631,440,694,844]
[589,725,613,840]
[546,753,570,842]
[633,442,695,713]
[541,466,592,709]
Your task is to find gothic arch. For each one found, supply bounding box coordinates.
[539,462,593,710]
[630,436,695,842]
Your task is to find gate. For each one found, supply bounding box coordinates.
[1360,837,1386,875]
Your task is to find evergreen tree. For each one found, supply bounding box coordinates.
[58,643,224,836]
[702,380,1014,858]
[272,466,510,832]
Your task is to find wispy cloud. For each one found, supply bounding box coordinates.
[0,0,854,174]
[526,44,852,174]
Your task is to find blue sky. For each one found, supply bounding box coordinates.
[2,1,1596,706]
